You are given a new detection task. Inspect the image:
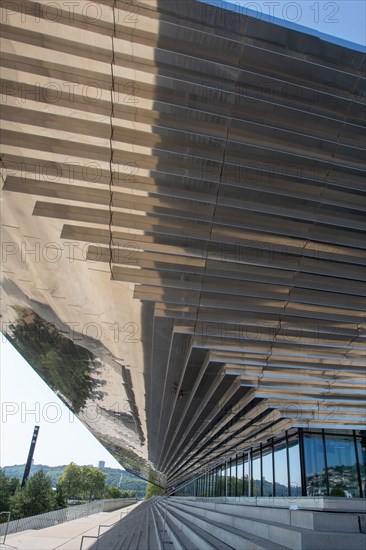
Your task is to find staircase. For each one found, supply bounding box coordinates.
[92,497,366,550]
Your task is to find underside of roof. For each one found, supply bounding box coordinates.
[1,0,365,486]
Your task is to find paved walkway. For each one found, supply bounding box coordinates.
[2,503,142,550]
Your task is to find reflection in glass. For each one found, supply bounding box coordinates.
[233,457,238,496]
[230,458,236,496]
[288,440,302,496]
[262,446,273,496]
[304,433,326,496]
[274,442,288,496]
[325,434,359,497]
[243,453,249,496]
[237,456,243,497]
[252,451,261,496]
[177,430,365,500]
[226,462,231,496]
[213,467,217,497]
[356,435,366,498]
[221,464,226,497]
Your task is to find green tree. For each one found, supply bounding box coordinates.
[104,485,123,499]
[86,468,105,500]
[80,465,92,500]
[120,490,136,498]
[10,470,54,519]
[54,481,67,509]
[104,486,135,499]
[58,464,105,501]
[3,465,148,499]
[58,463,82,499]
[330,485,346,497]
[0,469,19,521]
[145,482,165,499]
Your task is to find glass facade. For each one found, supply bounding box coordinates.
[356,433,366,497]
[288,438,302,496]
[304,430,364,498]
[252,449,261,496]
[303,431,326,495]
[274,440,288,496]
[176,430,365,499]
[262,445,273,496]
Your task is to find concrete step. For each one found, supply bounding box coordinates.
[122,503,166,550]
[156,501,236,550]
[150,504,165,550]
[169,499,302,548]
[85,514,135,549]
[168,497,363,533]
[112,526,136,550]
[169,498,292,529]
[162,507,290,550]
[291,508,363,532]
[129,509,151,550]
[95,500,164,550]
[114,511,144,550]
[153,501,194,550]
[168,499,366,550]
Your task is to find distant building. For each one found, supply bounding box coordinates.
[98,461,105,470]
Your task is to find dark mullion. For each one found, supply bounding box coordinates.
[353,430,363,498]
[286,431,291,496]
[298,428,307,497]
[322,429,330,496]
[271,438,276,497]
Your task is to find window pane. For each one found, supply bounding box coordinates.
[356,434,366,498]
[274,441,288,496]
[304,433,327,496]
[208,471,213,497]
[232,457,238,496]
[252,451,261,496]
[214,468,220,496]
[226,462,231,496]
[228,460,232,496]
[230,459,236,496]
[243,453,249,496]
[288,440,302,496]
[325,434,359,497]
[221,464,226,496]
[262,446,273,496]
[237,457,243,496]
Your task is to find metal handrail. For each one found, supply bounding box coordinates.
[0,512,11,545]
[80,535,98,550]
[78,503,137,550]
[0,498,136,537]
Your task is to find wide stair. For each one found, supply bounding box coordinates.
[92,497,366,550]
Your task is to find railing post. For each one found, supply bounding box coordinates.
[0,512,11,544]
[118,507,130,536]
[80,535,98,550]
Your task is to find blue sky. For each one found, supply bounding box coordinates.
[203,0,366,47]
[1,0,364,469]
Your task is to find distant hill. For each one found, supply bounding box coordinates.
[3,464,148,498]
